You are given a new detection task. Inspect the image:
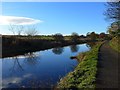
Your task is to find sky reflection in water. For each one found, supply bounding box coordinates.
[1,44,90,88]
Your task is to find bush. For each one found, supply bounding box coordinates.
[71,32,79,42]
[53,33,64,42]
[109,36,120,52]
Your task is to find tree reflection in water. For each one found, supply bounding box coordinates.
[52,47,64,55]
[10,57,24,74]
[86,42,97,49]
[24,52,40,66]
[70,45,79,53]
[9,52,40,73]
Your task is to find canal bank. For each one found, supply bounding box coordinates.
[57,42,103,89]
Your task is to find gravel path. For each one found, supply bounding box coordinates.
[96,41,119,88]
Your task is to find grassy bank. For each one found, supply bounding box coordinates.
[109,36,120,52]
[57,42,102,89]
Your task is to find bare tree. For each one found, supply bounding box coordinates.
[24,25,38,36]
[104,1,120,38]
[104,1,120,22]
[16,25,25,36]
[104,1,120,37]
[9,24,16,35]
[8,24,25,35]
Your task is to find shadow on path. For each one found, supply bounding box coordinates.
[96,41,119,88]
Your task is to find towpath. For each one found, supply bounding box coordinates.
[96,41,119,88]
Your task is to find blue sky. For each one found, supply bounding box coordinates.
[0,2,110,35]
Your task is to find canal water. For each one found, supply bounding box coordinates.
[1,43,90,88]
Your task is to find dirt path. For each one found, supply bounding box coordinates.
[96,41,119,88]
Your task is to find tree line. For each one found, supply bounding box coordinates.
[7,1,120,42]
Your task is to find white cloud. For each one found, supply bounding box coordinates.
[0,16,43,25]
[2,77,22,88]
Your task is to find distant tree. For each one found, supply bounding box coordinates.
[86,33,90,39]
[24,25,38,36]
[9,24,16,35]
[71,32,79,42]
[80,35,86,38]
[86,32,90,36]
[99,32,106,39]
[96,33,99,39]
[8,24,24,35]
[88,32,98,40]
[16,25,25,36]
[53,33,64,42]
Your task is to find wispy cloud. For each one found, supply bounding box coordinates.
[0,16,43,25]
[2,74,32,88]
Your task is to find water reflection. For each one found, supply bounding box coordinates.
[70,45,79,52]
[2,52,41,88]
[4,52,39,74]
[2,43,90,88]
[86,42,97,49]
[10,57,24,73]
[24,52,40,66]
[52,47,64,55]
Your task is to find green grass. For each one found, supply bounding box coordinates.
[109,36,120,52]
[57,42,102,89]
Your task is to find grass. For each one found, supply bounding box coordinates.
[57,42,102,89]
[109,36,120,52]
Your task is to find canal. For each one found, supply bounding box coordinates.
[1,43,90,88]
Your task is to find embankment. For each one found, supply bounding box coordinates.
[109,36,120,52]
[57,42,102,89]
